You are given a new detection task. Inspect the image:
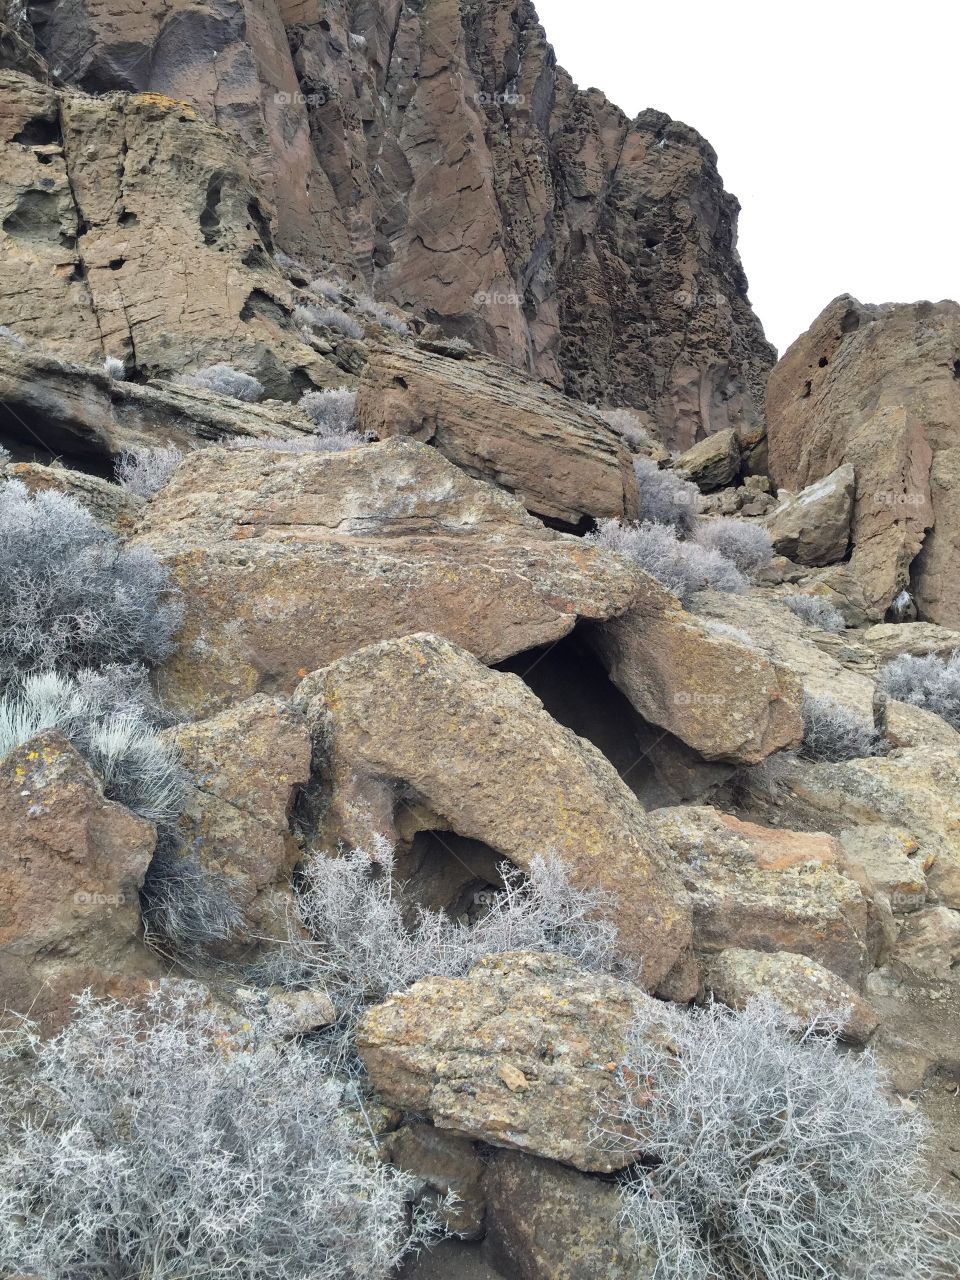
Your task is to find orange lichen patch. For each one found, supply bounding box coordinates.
[717,813,840,871]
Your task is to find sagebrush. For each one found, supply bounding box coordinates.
[254,842,618,1070]
[0,986,441,1280]
[633,456,702,535]
[783,593,846,632]
[295,304,364,340]
[115,445,183,498]
[0,480,181,686]
[589,519,746,605]
[140,828,244,953]
[354,296,409,335]
[877,649,960,730]
[178,363,265,402]
[0,670,186,824]
[599,407,655,452]
[601,996,960,1280]
[103,355,127,380]
[696,517,773,577]
[299,388,367,451]
[801,693,884,763]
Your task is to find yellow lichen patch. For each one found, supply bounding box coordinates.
[132,93,198,120]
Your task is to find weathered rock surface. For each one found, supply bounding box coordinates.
[673,427,741,492]
[702,948,879,1044]
[385,1124,486,1239]
[763,463,855,566]
[356,341,639,525]
[0,731,159,1026]
[0,343,312,466]
[134,439,645,719]
[294,634,692,988]
[650,806,873,984]
[859,622,960,664]
[1,457,142,530]
[166,695,311,935]
[484,1149,653,1280]
[357,951,660,1172]
[767,296,960,623]
[0,70,332,394]
[755,747,960,911]
[5,1,774,444]
[589,589,804,764]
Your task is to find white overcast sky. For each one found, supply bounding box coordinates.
[534,0,959,355]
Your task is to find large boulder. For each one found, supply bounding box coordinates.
[357,951,662,1173]
[702,948,879,1045]
[588,590,804,764]
[0,731,159,1027]
[483,1150,653,1279]
[165,695,311,936]
[356,342,640,525]
[767,296,960,622]
[763,463,855,566]
[650,806,873,984]
[133,439,640,719]
[293,634,693,989]
[672,427,741,492]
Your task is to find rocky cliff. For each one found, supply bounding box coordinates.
[1,0,773,447]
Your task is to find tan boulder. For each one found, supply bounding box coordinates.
[165,695,311,935]
[0,732,159,1027]
[763,463,855,566]
[293,634,692,988]
[891,907,960,981]
[702,948,879,1044]
[672,427,740,492]
[588,588,804,764]
[357,951,662,1172]
[837,827,929,914]
[356,342,640,526]
[134,439,643,719]
[650,806,872,984]
[484,1150,653,1279]
[767,296,960,622]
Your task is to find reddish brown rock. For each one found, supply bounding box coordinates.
[166,695,311,935]
[650,806,873,984]
[767,296,960,622]
[0,732,159,1027]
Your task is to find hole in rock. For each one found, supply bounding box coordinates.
[496,629,733,809]
[12,116,61,146]
[818,356,828,368]
[199,175,224,244]
[394,830,507,920]
[801,380,812,398]
[117,208,138,226]
[840,309,861,334]
[107,257,125,270]
[953,359,960,380]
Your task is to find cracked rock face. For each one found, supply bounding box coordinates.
[767,295,960,623]
[5,0,774,445]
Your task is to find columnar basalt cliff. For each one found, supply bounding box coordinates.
[3,0,774,446]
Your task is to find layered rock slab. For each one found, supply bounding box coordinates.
[0,732,159,1026]
[357,951,661,1172]
[356,341,640,525]
[763,463,855,566]
[293,634,693,988]
[133,439,643,719]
